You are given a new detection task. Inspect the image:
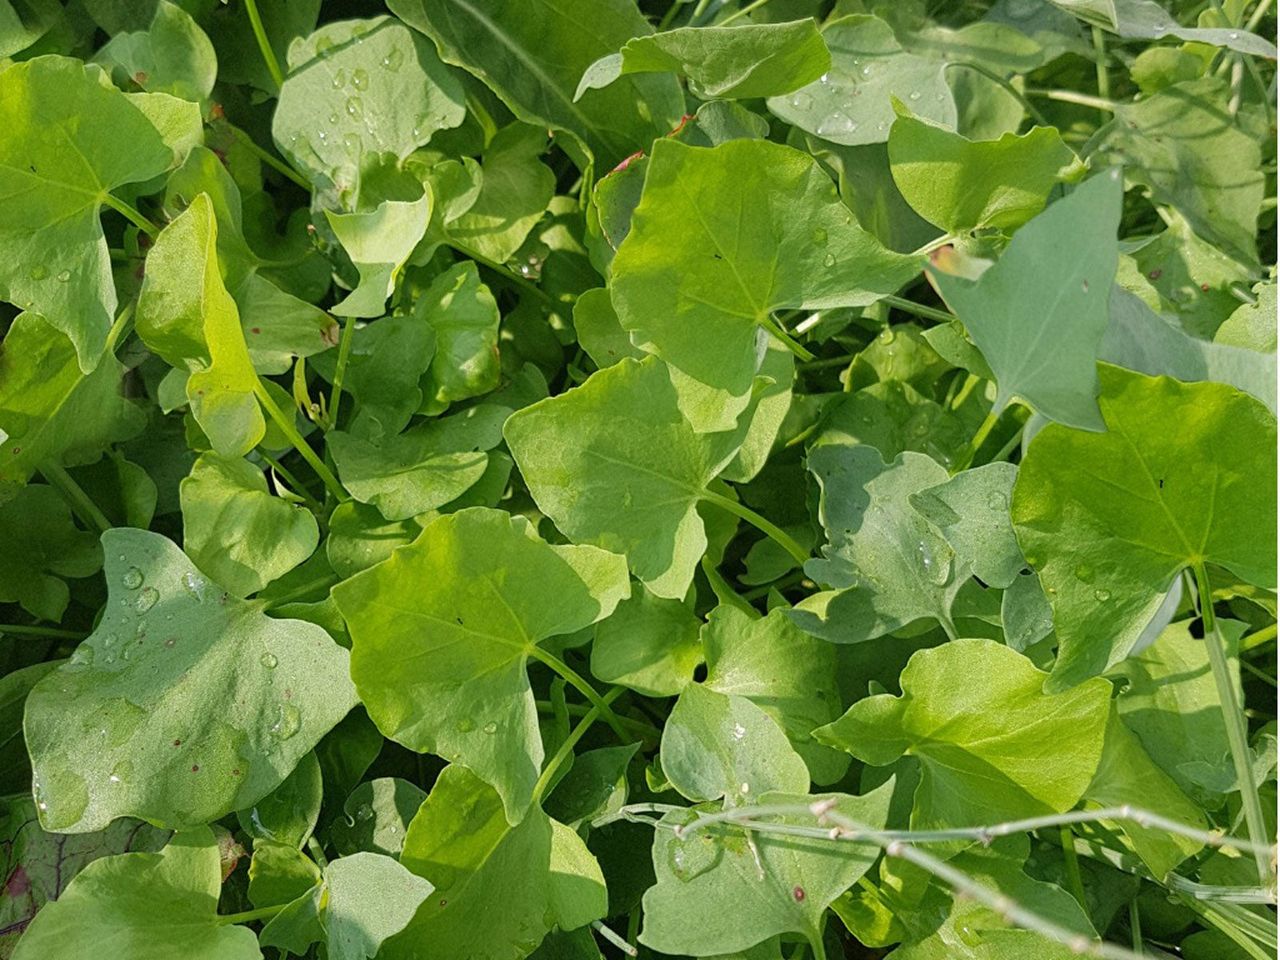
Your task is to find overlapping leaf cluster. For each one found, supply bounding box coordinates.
[0,1,1276,959]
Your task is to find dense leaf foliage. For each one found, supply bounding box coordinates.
[0,2,1275,959]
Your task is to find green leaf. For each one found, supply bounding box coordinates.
[572,287,644,369]
[544,743,638,828]
[0,485,101,620]
[701,605,848,786]
[180,453,319,598]
[331,777,428,859]
[610,138,920,430]
[791,446,967,643]
[888,112,1076,233]
[24,528,356,832]
[817,639,1111,829]
[1012,366,1277,689]
[591,585,703,697]
[326,502,425,579]
[816,380,968,466]
[766,16,956,147]
[505,356,744,598]
[577,20,829,101]
[326,187,432,318]
[909,462,1024,589]
[0,55,173,370]
[260,852,434,960]
[333,507,628,822]
[548,819,608,931]
[247,842,322,908]
[1047,0,1278,57]
[389,0,684,167]
[341,313,436,438]
[418,261,502,408]
[272,16,465,200]
[136,194,266,458]
[640,784,892,957]
[1215,282,1277,352]
[932,170,1123,430]
[93,0,217,103]
[10,828,260,960]
[661,684,810,804]
[236,752,323,849]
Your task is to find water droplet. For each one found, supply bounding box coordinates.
[350,67,370,90]
[731,722,746,741]
[182,571,205,599]
[345,96,363,119]
[108,759,133,785]
[29,265,47,280]
[327,113,339,125]
[135,587,159,613]
[270,704,302,741]
[69,645,95,668]
[1093,588,1112,602]
[33,768,89,830]
[739,781,750,794]
[860,64,872,77]
[908,91,921,101]
[811,227,828,245]
[1073,564,1095,584]
[382,47,405,71]
[879,326,896,344]
[342,132,361,155]
[482,721,498,735]
[122,567,144,590]
[356,803,375,821]
[789,91,813,110]
[1229,31,1240,40]
[260,652,278,669]
[456,717,475,732]
[985,491,1007,512]
[816,111,856,138]
[331,68,346,88]
[822,252,836,267]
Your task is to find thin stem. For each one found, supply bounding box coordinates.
[955,407,1001,472]
[656,0,682,29]
[1240,623,1277,652]
[531,687,624,805]
[244,0,284,90]
[1190,563,1273,883]
[950,373,981,411]
[719,0,770,26]
[592,919,638,957]
[535,699,660,742]
[700,490,810,565]
[761,314,816,362]
[701,557,756,615]
[263,571,340,610]
[256,450,324,516]
[228,125,309,190]
[1061,825,1088,908]
[306,836,328,870]
[807,928,828,960]
[252,380,346,502]
[0,624,86,639]
[990,424,1026,464]
[525,645,630,742]
[215,903,287,926]
[879,294,956,325]
[1090,27,1111,123]
[911,233,957,256]
[1025,88,1117,112]
[1129,900,1143,954]
[102,194,158,236]
[106,302,135,354]
[944,61,1050,126]
[327,314,359,429]
[40,462,111,533]
[1246,0,1275,31]
[741,570,808,602]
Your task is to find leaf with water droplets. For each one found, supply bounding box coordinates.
[236,752,322,849]
[1047,0,1278,57]
[910,461,1024,589]
[331,777,427,859]
[1013,365,1276,689]
[23,528,356,833]
[817,639,1111,830]
[333,508,629,823]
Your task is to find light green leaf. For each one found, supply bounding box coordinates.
[816,380,968,466]
[341,313,436,438]
[661,685,810,804]
[548,820,608,931]
[577,20,829,100]
[1215,282,1277,352]
[329,404,508,521]
[389,0,684,167]
[0,55,173,369]
[888,112,1076,233]
[180,453,319,598]
[572,287,644,369]
[248,842,323,909]
[505,356,744,599]
[94,0,217,103]
[817,639,1111,829]
[272,16,465,199]
[791,446,967,643]
[24,528,356,832]
[326,188,432,318]
[611,138,920,430]
[723,343,795,484]
[326,502,426,580]
[767,16,956,147]
[702,605,848,786]
[418,261,502,408]
[1012,366,1276,689]
[1047,0,1278,56]
[909,462,1023,589]
[10,828,260,960]
[0,313,144,501]
[333,508,629,822]
[932,170,1122,430]
[640,784,892,957]
[136,193,266,458]
[0,485,101,620]
[544,743,638,828]
[591,585,703,697]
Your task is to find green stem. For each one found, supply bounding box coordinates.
[1090,27,1111,123]
[990,424,1026,464]
[228,125,309,190]
[1129,899,1143,954]
[1240,623,1277,652]
[102,194,158,236]
[106,302,135,354]
[657,0,683,29]
[525,646,630,742]
[720,0,771,26]
[263,571,340,610]
[700,490,810,565]
[327,314,359,429]
[252,380,346,502]
[741,570,807,602]
[592,919,638,957]
[879,294,956,325]
[257,450,324,515]
[1246,0,1275,31]
[40,462,111,533]
[761,315,816,361]
[807,929,827,960]
[700,557,756,615]
[1060,825,1088,909]
[534,699,660,742]
[950,373,981,411]
[215,903,287,926]
[306,836,328,869]
[531,687,624,805]
[0,624,86,639]
[944,61,1049,126]
[955,407,1001,472]
[1191,563,1272,884]
[244,0,284,90]
[1025,88,1117,112]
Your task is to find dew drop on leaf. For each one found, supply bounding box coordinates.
[456,717,475,732]
[29,264,47,280]
[1093,588,1112,602]
[121,566,144,589]
[811,227,828,245]
[350,67,370,91]
[482,721,498,735]
[382,47,405,71]
[1073,563,1095,583]
[56,270,71,282]
[135,586,159,612]
[260,652,278,669]
[822,252,836,267]
[270,703,302,741]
